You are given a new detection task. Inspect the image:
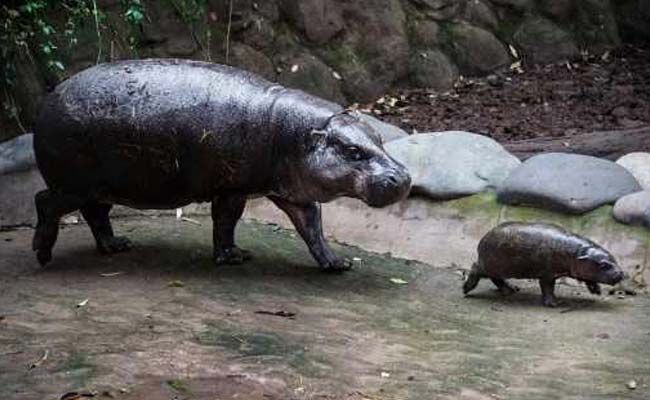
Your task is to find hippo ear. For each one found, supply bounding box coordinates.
[306,129,328,151]
[577,246,591,260]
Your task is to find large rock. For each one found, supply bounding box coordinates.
[446,23,511,75]
[615,0,650,42]
[227,43,276,80]
[497,153,642,214]
[277,53,346,104]
[613,190,650,228]
[0,134,36,175]
[490,0,534,12]
[0,168,45,228]
[411,20,441,48]
[463,0,500,31]
[385,131,520,199]
[513,17,580,64]
[616,152,650,190]
[409,50,458,91]
[240,16,276,49]
[537,0,576,20]
[317,0,410,102]
[359,114,409,143]
[574,0,621,51]
[280,0,344,44]
[410,0,467,20]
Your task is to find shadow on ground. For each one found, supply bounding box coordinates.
[1,217,649,400]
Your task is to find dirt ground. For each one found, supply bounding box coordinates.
[372,44,650,140]
[1,216,649,400]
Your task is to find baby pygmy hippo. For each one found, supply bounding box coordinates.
[463,222,624,307]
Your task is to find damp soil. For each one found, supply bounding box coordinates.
[1,217,649,399]
[371,44,650,141]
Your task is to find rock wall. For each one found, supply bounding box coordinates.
[0,0,648,141]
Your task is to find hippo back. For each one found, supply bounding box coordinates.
[33,59,342,207]
[477,222,591,278]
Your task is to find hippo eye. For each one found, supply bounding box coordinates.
[600,262,614,270]
[344,146,367,161]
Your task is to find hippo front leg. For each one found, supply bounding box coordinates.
[540,277,559,307]
[268,196,352,272]
[212,195,252,265]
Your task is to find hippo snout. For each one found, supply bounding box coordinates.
[364,168,411,208]
[610,270,625,285]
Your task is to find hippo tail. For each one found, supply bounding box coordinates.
[463,263,481,295]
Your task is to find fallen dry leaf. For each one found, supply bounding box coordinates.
[255,310,296,319]
[28,349,49,370]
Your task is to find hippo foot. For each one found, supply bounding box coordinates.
[542,295,559,308]
[214,247,252,266]
[97,236,132,254]
[497,284,519,296]
[585,281,602,295]
[321,257,353,273]
[36,249,53,266]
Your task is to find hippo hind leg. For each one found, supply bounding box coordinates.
[212,195,252,265]
[490,278,519,296]
[33,189,84,266]
[80,201,132,254]
[462,263,482,295]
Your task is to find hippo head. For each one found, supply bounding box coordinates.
[288,111,411,207]
[572,245,624,286]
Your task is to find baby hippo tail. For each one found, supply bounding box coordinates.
[463,263,481,295]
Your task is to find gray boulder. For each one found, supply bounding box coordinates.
[446,23,511,75]
[613,191,650,228]
[0,134,36,175]
[513,17,580,64]
[228,43,276,80]
[385,131,520,199]
[0,168,45,227]
[616,153,650,190]
[538,0,576,20]
[411,0,466,20]
[280,0,344,44]
[497,153,642,214]
[278,53,346,104]
[359,114,409,143]
[411,20,441,48]
[409,50,458,91]
[463,0,500,31]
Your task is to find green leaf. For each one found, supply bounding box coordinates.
[47,60,65,71]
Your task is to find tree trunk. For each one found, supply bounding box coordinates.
[503,127,650,161]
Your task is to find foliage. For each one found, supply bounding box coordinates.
[0,0,147,130]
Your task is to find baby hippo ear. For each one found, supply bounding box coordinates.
[577,245,591,260]
[306,129,328,151]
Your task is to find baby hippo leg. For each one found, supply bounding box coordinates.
[490,278,519,296]
[540,277,558,307]
[585,281,602,295]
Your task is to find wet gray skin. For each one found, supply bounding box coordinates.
[463,222,624,307]
[32,59,411,270]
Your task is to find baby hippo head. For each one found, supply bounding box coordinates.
[297,111,411,207]
[573,245,624,285]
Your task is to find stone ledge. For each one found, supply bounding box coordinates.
[2,167,648,290]
[243,194,649,290]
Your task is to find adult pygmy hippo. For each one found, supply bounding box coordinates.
[33,59,411,270]
[463,222,624,307]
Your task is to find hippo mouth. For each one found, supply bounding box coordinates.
[607,271,625,285]
[362,174,412,208]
